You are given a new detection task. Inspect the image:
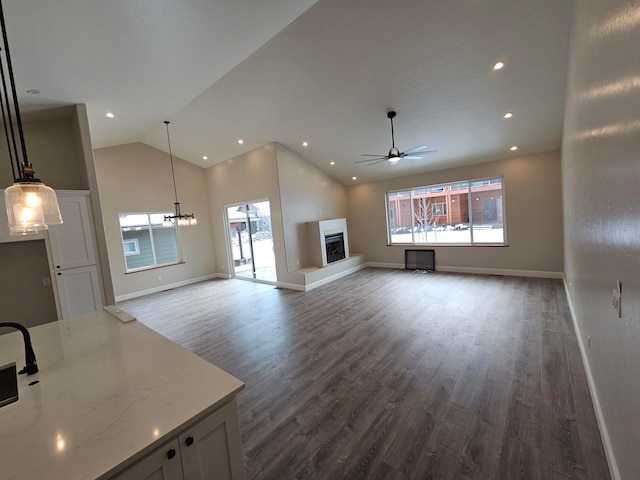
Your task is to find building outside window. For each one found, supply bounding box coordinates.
[119,213,181,272]
[386,177,505,245]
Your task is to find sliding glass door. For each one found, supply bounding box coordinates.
[226,201,276,283]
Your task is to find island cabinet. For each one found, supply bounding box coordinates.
[0,310,246,480]
[113,399,245,480]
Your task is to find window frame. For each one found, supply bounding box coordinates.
[119,212,183,273]
[386,176,506,247]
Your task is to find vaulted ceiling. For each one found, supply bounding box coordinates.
[7,0,573,185]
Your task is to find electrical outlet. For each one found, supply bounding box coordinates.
[42,277,51,286]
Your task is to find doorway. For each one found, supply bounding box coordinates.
[226,201,276,283]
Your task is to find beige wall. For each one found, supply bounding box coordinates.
[562,1,640,478]
[348,150,563,275]
[94,142,216,299]
[205,143,288,279]
[0,240,57,329]
[204,142,348,288]
[275,143,348,271]
[1,113,86,190]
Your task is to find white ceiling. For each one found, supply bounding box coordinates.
[6,0,573,185]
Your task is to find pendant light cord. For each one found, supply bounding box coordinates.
[0,0,30,178]
[164,121,179,205]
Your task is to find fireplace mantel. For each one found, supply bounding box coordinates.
[308,218,350,267]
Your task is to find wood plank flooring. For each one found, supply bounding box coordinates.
[120,268,610,480]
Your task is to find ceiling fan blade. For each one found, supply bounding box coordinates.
[367,158,391,166]
[403,155,423,160]
[355,157,387,163]
[360,153,387,157]
[403,145,431,154]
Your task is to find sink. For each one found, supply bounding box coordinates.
[0,362,18,408]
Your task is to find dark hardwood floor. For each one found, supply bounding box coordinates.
[120,268,610,480]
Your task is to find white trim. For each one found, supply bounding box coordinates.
[366,262,404,269]
[364,262,562,279]
[276,282,306,291]
[435,265,563,279]
[115,274,218,302]
[563,277,620,480]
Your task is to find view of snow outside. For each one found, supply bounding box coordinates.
[390,224,504,244]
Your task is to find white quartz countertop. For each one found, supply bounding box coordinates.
[0,310,244,479]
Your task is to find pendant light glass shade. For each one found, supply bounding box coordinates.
[4,181,62,235]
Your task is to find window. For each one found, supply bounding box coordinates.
[123,239,139,256]
[119,213,181,272]
[386,177,505,245]
[432,203,446,216]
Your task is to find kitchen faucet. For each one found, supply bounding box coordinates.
[0,323,38,375]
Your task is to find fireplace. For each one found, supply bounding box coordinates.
[325,232,346,264]
[308,218,349,267]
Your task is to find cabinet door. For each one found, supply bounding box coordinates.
[179,400,245,480]
[111,438,184,480]
[55,265,103,318]
[48,193,96,269]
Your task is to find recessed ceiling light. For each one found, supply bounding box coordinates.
[510,145,518,151]
[493,61,505,70]
[202,156,208,160]
[26,89,40,95]
[330,161,335,166]
[106,112,115,118]
[238,139,244,145]
[352,176,357,180]
[302,141,308,147]
[503,112,513,119]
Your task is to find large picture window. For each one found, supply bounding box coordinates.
[386,177,505,245]
[119,213,181,272]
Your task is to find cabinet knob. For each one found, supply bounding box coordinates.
[186,436,194,447]
[56,265,61,269]
[57,272,62,276]
[167,448,176,460]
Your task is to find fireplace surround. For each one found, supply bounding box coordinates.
[308,218,350,267]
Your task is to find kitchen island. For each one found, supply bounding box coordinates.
[0,309,245,479]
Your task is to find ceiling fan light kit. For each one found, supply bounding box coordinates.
[357,110,436,166]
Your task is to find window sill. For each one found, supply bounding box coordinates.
[388,243,509,247]
[125,261,185,274]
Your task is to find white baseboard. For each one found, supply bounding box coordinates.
[276,282,306,291]
[563,278,620,480]
[366,262,404,269]
[115,274,219,302]
[436,265,563,278]
[365,262,562,279]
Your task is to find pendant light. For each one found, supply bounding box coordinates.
[1,0,62,235]
[162,121,196,227]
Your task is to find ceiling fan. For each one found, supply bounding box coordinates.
[356,110,436,166]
